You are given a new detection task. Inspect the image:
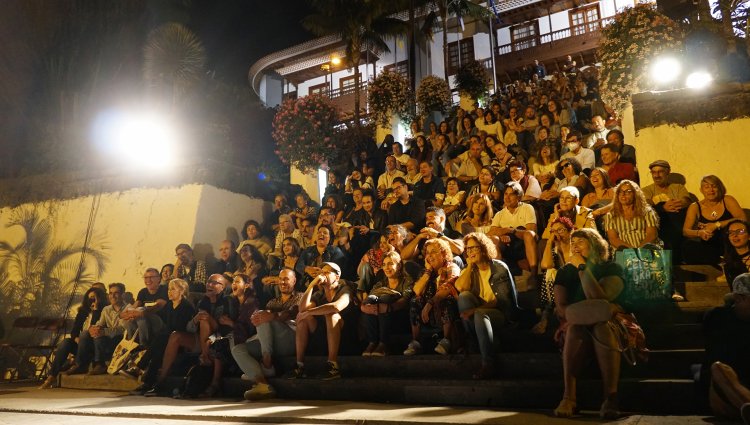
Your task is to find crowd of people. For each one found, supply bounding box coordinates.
[36,65,750,422]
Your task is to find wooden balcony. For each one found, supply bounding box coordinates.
[320,82,369,119]
[494,17,612,80]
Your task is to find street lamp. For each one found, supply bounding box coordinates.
[650,57,682,84]
[685,71,713,89]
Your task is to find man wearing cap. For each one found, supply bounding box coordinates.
[703,273,750,422]
[641,160,691,263]
[289,262,354,380]
[172,243,208,293]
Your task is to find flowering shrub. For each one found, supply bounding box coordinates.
[368,70,413,127]
[599,4,684,115]
[416,75,452,118]
[272,94,340,173]
[454,60,490,101]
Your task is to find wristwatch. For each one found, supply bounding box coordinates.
[436,232,445,238]
[577,264,587,271]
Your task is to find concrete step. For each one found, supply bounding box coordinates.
[263,376,706,415]
[61,373,139,391]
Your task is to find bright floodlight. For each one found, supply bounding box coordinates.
[92,110,177,171]
[685,71,713,89]
[330,55,341,66]
[651,57,682,84]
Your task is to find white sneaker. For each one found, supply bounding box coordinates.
[244,383,276,401]
[261,364,276,378]
[240,374,252,381]
[434,338,450,355]
[403,340,421,356]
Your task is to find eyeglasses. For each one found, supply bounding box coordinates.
[620,189,635,194]
[729,229,747,236]
[559,196,576,202]
[561,163,572,168]
[465,246,482,252]
[207,279,224,286]
[551,228,568,235]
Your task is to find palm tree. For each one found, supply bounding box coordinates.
[143,22,207,108]
[303,0,407,127]
[422,0,491,83]
[0,206,109,324]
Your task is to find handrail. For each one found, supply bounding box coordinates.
[496,17,613,55]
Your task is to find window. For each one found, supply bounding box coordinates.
[447,38,475,75]
[384,60,408,79]
[308,82,329,96]
[569,4,601,36]
[339,74,362,95]
[510,22,539,51]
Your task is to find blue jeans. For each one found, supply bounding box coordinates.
[231,320,296,380]
[457,291,506,364]
[50,338,77,376]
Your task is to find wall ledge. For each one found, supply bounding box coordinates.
[0,159,281,208]
[632,82,750,132]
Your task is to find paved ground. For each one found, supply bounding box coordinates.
[0,382,741,425]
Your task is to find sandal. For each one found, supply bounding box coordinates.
[200,383,221,398]
[553,398,578,418]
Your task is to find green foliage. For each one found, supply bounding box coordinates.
[416,75,452,117]
[454,59,490,101]
[143,23,207,101]
[368,70,413,127]
[599,4,685,114]
[272,95,341,173]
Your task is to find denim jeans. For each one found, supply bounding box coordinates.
[457,291,506,364]
[50,338,77,376]
[231,320,295,380]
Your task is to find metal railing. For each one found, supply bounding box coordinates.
[496,17,613,55]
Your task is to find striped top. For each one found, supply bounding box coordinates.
[604,208,660,248]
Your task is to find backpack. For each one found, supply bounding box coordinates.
[177,363,213,398]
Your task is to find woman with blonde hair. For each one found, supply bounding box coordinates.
[604,180,661,250]
[455,232,519,379]
[405,238,462,356]
[459,194,494,236]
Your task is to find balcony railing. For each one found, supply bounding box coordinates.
[496,17,612,55]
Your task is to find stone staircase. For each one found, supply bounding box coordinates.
[59,265,729,414]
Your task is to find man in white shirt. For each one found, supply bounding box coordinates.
[488,182,539,284]
[377,155,405,200]
[560,130,595,171]
[585,115,609,149]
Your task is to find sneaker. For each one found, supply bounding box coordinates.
[403,340,421,356]
[320,361,341,380]
[240,373,252,381]
[244,383,276,401]
[143,383,163,397]
[129,383,150,396]
[434,338,451,355]
[261,364,276,378]
[119,366,142,380]
[671,291,685,302]
[362,342,376,357]
[370,342,386,357]
[88,364,107,375]
[39,376,57,389]
[285,366,306,380]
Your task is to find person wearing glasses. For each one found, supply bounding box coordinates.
[542,187,595,241]
[172,243,208,293]
[288,262,354,380]
[120,268,168,346]
[724,220,750,285]
[386,177,425,232]
[454,232,519,379]
[604,180,661,250]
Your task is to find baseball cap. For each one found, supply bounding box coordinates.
[321,262,341,276]
[732,273,750,296]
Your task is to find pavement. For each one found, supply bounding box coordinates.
[0,382,742,425]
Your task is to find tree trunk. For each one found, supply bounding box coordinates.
[442,2,449,83]
[720,2,736,53]
[353,50,362,128]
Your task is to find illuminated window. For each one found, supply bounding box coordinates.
[510,22,539,51]
[569,5,601,35]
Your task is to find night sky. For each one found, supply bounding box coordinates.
[190,1,315,85]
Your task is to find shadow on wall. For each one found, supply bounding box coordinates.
[0,206,110,330]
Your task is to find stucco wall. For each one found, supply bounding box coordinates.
[0,184,268,322]
[631,117,750,206]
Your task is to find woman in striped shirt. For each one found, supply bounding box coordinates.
[604,180,661,249]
